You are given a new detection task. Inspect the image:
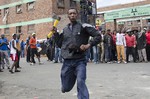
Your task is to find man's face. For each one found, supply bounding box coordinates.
[33,34,36,38]
[13,35,16,39]
[107,31,110,34]
[68,9,77,22]
[128,32,132,36]
[1,34,4,39]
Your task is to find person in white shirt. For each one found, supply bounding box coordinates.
[116,31,127,63]
[9,34,20,73]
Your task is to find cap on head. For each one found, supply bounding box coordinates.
[107,29,111,32]
[12,33,16,37]
[32,32,36,36]
[126,29,132,33]
[1,34,5,37]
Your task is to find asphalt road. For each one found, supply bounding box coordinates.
[0,57,150,99]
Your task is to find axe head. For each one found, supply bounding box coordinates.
[52,13,61,21]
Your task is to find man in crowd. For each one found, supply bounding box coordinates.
[125,30,136,62]
[54,30,62,63]
[9,34,20,73]
[16,34,21,68]
[20,39,25,58]
[0,34,10,69]
[136,27,147,62]
[26,36,31,62]
[145,26,150,61]
[116,30,127,63]
[103,29,113,63]
[100,30,105,63]
[29,33,42,65]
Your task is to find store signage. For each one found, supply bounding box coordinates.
[104,5,150,20]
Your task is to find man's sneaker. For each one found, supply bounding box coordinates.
[9,69,14,74]
[39,62,43,65]
[15,70,21,72]
[54,61,58,63]
[123,61,127,64]
[117,61,121,64]
[0,69,3,72]
[30,63,35,65]
[107,62,111,64]
[61,87,65,93]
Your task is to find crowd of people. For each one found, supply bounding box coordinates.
[0,26,150,72]
[0,33,42,73]
[90,26,150,64]
[42,26,150,65]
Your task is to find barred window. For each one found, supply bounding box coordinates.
[16,5,22,14]
[27,2,35,11]
[4,8,9,16]
[137,20,141,25]
[28,24,35,34]
[4,28,9,34]
[147,19,150,25]
[57,0,65,8]
[70,0,77,7]
[16,26,22,34]
[2,8,9,24]
[0,9,1,15]
[127,21,132,26]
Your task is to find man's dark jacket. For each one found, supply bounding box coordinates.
[54,22,101,59]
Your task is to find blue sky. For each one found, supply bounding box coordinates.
[97,0,145,8]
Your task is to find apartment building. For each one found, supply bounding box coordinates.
[0,0,79,40]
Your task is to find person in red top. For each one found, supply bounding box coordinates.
[125,30,136,62]
[111,30,117,61]
[145,27,150,61]
[29,33,42,65]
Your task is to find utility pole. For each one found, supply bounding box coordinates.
[80,0,88,23]
[93,0,97,27]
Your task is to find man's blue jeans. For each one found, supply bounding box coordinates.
[92,46,100,63]
[61,58,89,99]
[55,47,62,62]
[104,45,112,62]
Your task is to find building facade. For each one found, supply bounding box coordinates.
[0,0,80,40]
[97,0,150,31]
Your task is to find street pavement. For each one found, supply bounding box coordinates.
[0,57,150,99]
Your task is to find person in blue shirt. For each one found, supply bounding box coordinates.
[0,34,10,70]
[36,41,41,58]
[20,40,25,58]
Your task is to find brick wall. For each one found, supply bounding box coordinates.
[0,0,80,40]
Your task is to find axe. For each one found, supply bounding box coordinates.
[47,13,61,38]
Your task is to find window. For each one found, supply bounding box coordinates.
[147,19,150,25]
[137,20,141,24]
[70,0,76,7]
[28,24,35,33]
[127,21,132,26]
[4,8,9,15]
[27,2,35,11]
[57,0,65,8]
[3,8,9,24]
[0,29,1,34]
[16,5,22,14]
[16,26,22,34]
[4,28,9,34]
[0,9,1,15]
